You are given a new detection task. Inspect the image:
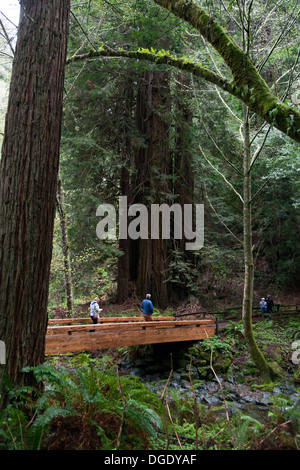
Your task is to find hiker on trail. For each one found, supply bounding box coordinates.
[90,297,103,324]
[260,297,271,320]
[260,298,267,314]
[141,294,154,321]
[265,294,274,314]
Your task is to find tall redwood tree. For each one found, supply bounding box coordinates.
[0,0,70,394]
[131,71,171,307]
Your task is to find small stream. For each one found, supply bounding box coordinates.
[119,353,300,424]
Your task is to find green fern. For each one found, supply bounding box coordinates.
[30,406,76,450]
[234,415,263,449]
[1,357,166,450]
[19,361,162,446]
[122,398,163,437]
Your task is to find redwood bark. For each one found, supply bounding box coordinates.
[131,71,170,307]
[117,79,135,304]
[0,0,70,393]
[117,154,131,304]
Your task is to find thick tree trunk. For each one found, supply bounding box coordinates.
[0,0,70,394]
[131,71,170,307]
[117,79,135,304]
[117,156,131,304]
[56,171,74,315]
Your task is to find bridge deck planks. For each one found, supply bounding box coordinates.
[45,319,215,355]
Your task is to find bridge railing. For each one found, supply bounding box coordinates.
[175,304,299,334]
[176,304,299,318]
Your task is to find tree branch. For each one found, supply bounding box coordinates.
[203,183,243,245]
[198,144,244,204]
[67,46,235,96]
[0,18,15,56]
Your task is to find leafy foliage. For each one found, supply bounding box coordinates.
[0,355,163,450]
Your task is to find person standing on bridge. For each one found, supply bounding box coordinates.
[141,294,154,321]
[260,297,269,320]
[90,297,103,324]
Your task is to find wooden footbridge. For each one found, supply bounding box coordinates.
[45,316,215,355]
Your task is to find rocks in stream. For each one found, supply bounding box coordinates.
[118,342,299,420]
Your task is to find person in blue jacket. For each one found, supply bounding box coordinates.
[141,294,154,321]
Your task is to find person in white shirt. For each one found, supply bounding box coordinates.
[260,298,268,319]
[90,297,103,324]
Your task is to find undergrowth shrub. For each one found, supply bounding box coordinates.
[0,355,163,450]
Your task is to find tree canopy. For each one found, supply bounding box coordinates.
[68,0,300,142]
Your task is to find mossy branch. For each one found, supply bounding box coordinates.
[67,43,300,143]
[67,46,234,95]
[152,0,300,142]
